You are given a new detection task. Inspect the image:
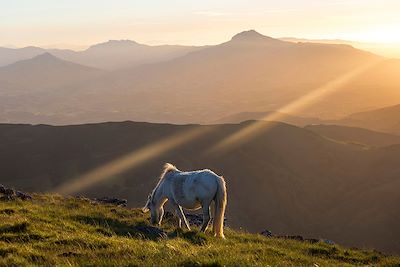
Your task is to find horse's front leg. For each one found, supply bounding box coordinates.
[172,202,191,230]
[174,209,182,228]
[200,203,211,232]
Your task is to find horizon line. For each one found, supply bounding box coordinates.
[3,30,400,51]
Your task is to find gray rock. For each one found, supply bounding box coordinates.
[260,229,273,237]
[93,197,127,207]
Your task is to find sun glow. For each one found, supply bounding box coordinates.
[207,59,383,154]
[51,59,384,195]
[345,24,400,44]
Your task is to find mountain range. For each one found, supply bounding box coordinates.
[0,40,201,70]
[2,30,400,125]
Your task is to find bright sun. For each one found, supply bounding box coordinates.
[353,24,400,44]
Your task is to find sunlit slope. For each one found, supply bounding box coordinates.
[0,121,399,253]
[71,30,379,124]
[337,103,400,135]
[300,59,400,119]
[1,194,399,266]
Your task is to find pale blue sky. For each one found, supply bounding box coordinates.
[2,0,400,48]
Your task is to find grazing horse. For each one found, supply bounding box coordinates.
[142,163,227,238]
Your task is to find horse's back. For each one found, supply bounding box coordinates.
[168,169,220,208]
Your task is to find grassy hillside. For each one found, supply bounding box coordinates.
[1,194,399,267]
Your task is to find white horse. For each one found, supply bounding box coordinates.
[143,163,227,238]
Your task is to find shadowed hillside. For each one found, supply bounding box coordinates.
[0,121,399,254]
[1,194,398,266]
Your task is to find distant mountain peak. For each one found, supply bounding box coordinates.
[231,30,278,42]
[88,39,141,50]
[4,52,96,70]
[30,52,62,62]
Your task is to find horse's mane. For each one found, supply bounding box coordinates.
[149,163,179,200]
[160,163,178,180]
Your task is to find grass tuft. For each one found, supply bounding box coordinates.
[0,222,29,234]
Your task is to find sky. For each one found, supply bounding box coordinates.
[2,0,400,49]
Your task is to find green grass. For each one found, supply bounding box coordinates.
[0,194,399,267]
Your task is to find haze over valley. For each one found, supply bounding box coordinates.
[2,30,400,125]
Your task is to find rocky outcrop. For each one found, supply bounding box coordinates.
[92,197,128,207]
[260,229,334,245]
[0,185,32,201]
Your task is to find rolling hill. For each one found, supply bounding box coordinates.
[305,124,400,147]
[0,46,46,67]
[337,104,400,135]
[0,53,102,89]
[213,111,324,126]
[0,121,399,254]
[0,53,104,124]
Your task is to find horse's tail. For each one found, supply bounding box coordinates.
[213,175,227,238]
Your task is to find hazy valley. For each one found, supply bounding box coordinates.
[2,31,400,125]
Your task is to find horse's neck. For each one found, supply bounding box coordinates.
[153,180,167,205]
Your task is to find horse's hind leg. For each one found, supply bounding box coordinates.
[200,204,211,232]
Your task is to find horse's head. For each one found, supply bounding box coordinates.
[142,193,164,225]
[142,194,151,213]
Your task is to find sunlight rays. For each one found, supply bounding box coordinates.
[53,126,212,195]
[52,60,382,195]
[207,59,382,154]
